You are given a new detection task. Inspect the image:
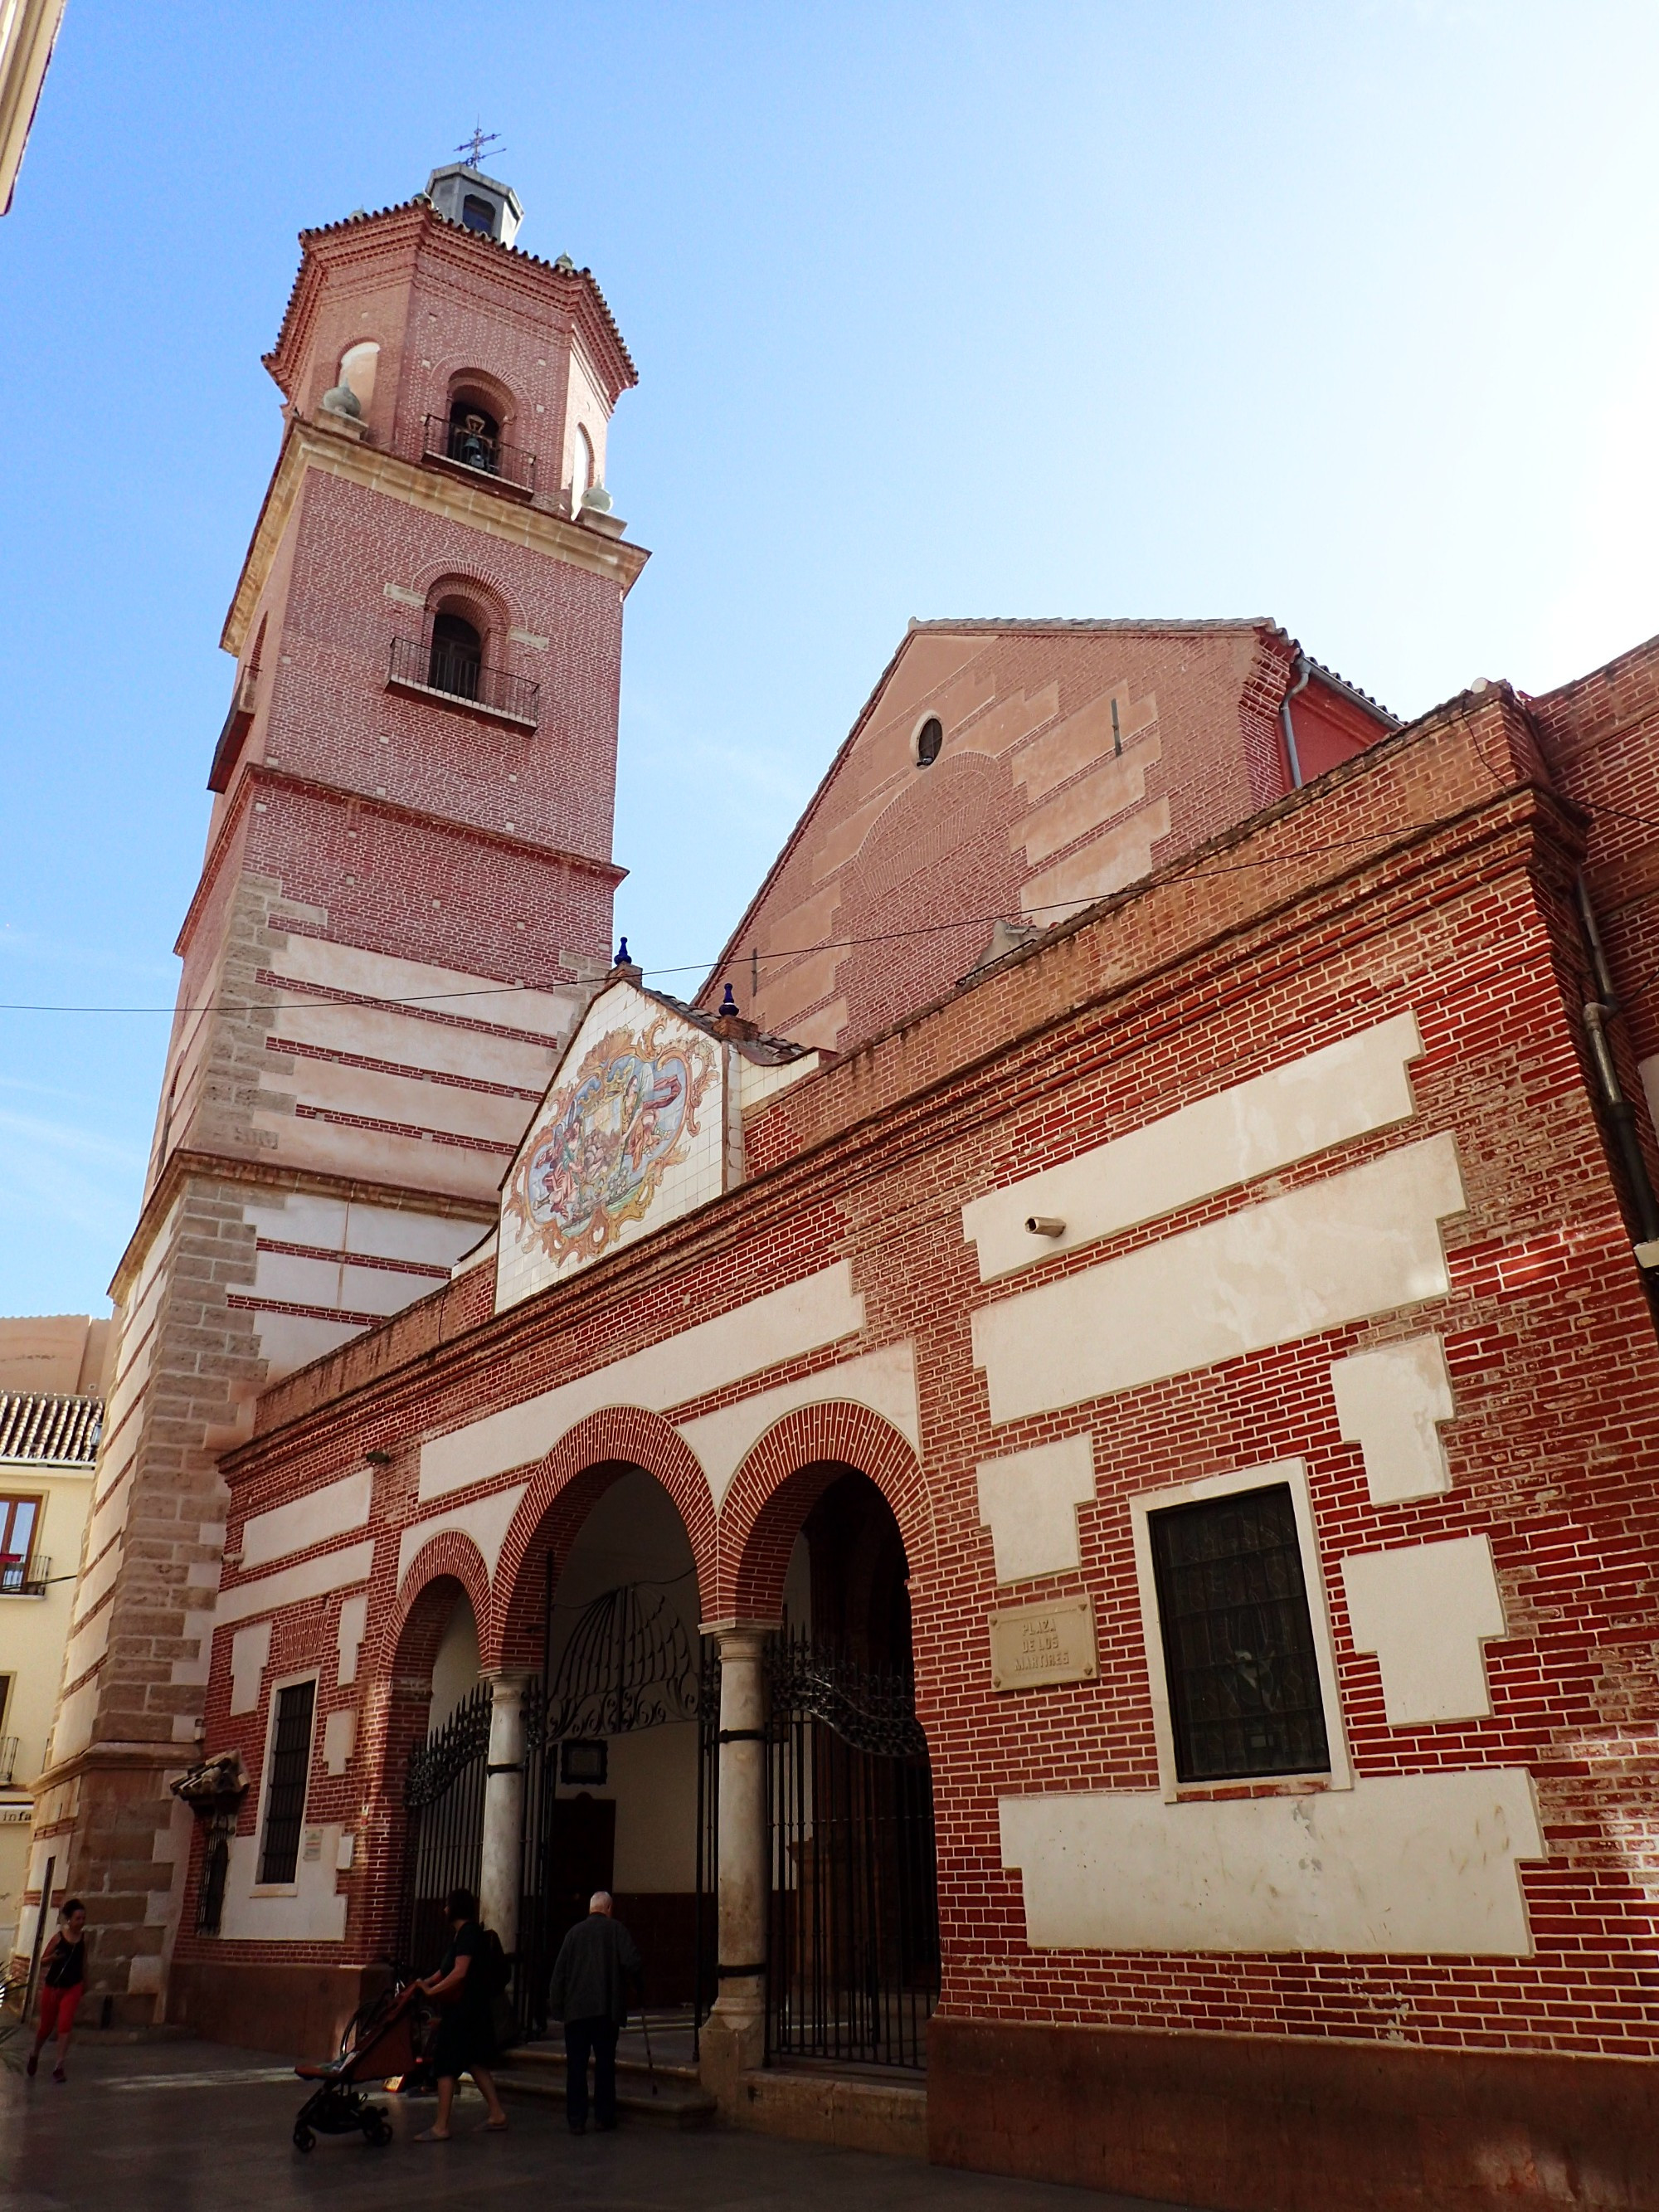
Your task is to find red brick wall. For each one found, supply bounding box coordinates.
[175,674,1659,2094]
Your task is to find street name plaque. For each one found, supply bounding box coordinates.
[988,1593,1097,1691]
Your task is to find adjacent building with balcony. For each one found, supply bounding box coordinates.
[0,1316,107,1966]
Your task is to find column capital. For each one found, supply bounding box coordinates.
[698,1618,781,1649]
[480,1669,533,1697]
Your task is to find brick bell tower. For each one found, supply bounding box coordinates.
[23,162,648,2018]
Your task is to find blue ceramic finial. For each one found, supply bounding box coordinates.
[615,937,630,967]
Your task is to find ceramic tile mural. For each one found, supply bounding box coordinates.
[497,982,723,1309]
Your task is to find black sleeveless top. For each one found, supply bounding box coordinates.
[44,1934,85,1988]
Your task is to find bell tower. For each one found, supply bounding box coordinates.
[22,168,648,2018]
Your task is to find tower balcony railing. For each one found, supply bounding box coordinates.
[387,636,539,729]
[0,1554,50,1597]
[422,414,538,495]
[0,1736,17,1785]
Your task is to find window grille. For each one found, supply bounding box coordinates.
[258,1680,316,1883]
[1149,1484,1330,1783]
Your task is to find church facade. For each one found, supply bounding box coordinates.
[27,165,1659,2210]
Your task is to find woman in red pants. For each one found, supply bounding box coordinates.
[27,1898,87,2083]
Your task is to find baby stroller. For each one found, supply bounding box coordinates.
[292,1978,423,2151]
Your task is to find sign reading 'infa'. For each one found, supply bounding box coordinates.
[988,1595,1098,1692]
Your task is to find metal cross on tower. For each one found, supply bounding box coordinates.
[455,124,504,170]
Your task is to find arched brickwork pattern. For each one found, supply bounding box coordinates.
[357,1550,489,1959]
[718,1401,937,1624]
[484,1406,718,1670]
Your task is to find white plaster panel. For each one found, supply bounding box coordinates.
[243,1469,373,1569]
[73,1518,125,1621]
[172,1607,215,1688]
[1341,1537,1508,1725]
[1019,796,1171,923]
[243,1193,349,1251]
[964,1014,1424,1283]
[675,1342,919,1514]
[1331,1333,1456,1504]
[422,1262,864,1501]
[251,1108,502,1206]
[1000,1767,1545,1955]
[270,996,557,1093]
[61,1604,111,1688]
[1640,1054,1659,1145]
[230,1620,274,1715]
[339,1264,438,1318]
[344,1205,482,1267]
[251,1250,343,1308]
[270,933,574,1045]
[213,1541,376,1629]
[397,1485,528,1590]
[336,1592,368,1686]
[249,1312,363,1381]
[287,1057,531,1146]
[739,1052,823,1114]
[973,1136,1467,1425]
[51,1677,99,1764]
[975,1436,1097,1584]
[323,1708,357,1776]
[218,1830,347,1942]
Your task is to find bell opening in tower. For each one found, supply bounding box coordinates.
[428,611,483,700]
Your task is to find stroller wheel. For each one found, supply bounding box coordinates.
[367,2116,394,2146]
[293,2126,316,2154]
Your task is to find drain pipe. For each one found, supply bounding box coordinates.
[1577,873,1659,1259]
[1280,654,1311,791]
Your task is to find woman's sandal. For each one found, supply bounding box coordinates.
[413,2128,450,2142]
[483,2117,508,2131]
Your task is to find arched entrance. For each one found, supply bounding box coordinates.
[716,1462,941,2071]
[387,1571,493,1978]
[512,1466,707,2031]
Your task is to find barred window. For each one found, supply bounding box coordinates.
[258,1680,316,1884]
[1149,1484,1330,1783]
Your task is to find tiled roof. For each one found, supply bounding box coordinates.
[0,1391,102,1466]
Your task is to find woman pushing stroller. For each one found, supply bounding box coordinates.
[413,1886,509,2141]
[27,1898,86,2083]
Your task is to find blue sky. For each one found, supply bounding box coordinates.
[2,1,1658,1318]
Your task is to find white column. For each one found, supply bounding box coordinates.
[698,1620,773,2095]
[479,1672,529,1955]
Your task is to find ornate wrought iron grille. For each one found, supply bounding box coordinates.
[532,1582,700,1746]
[398,1678,492,1975]
[765,1630,939,2071]
[1149,1483,1331,1783]
[516,1582,705,2033]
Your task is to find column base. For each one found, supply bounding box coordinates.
[698,1981,766,2107]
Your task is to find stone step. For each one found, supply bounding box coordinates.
[495,2046,715,2127]
[506,2039,703,2087]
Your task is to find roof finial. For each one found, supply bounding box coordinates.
[455,123,504,171]
[719,983,739,1016]
[614,937,631,967]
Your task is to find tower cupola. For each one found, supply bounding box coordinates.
[425,160,523,246]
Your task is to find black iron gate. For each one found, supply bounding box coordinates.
[516,1581,702,2033]
[764,1630,939,2069]
[398,1678,492,1976]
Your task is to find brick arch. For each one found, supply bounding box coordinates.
[377,1533,492,1690]
[484,1405,717,1670]
[718,1401,936,1622]
[408,553,527,637]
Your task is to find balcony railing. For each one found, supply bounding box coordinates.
[423,413,538,494]
[0,1736,17,1786]
[387,636,539,728]
[0,1555,49,1596]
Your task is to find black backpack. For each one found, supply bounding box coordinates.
[479,1927,522,2049]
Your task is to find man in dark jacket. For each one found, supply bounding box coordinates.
[547,1890,643,2133]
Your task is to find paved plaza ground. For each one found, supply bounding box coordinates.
[0,2032,1199,2212]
